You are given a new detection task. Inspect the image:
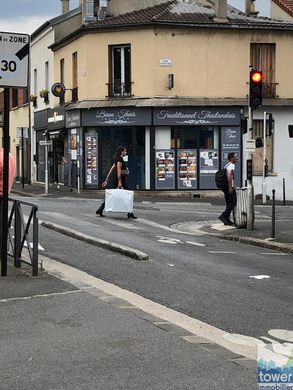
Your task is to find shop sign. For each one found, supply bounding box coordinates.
[66,110,81,128]
[221,126,241,187]
[153,107,240,126]
[83,108,152,127]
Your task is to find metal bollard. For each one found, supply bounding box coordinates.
[271,189,276,239]
[283,178,286,206]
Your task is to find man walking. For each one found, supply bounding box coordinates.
[218,152,237,226]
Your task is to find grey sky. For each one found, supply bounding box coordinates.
[0,0,271,34]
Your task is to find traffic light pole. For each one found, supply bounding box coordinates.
[246,105,254,230]
[262,111,267,204]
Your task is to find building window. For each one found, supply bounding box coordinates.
[60,58,65,104]
[12,89,18,108]
[251,43,276,98]
[252,119,273,175]
[72,52,78,102]
[109,45,131,97]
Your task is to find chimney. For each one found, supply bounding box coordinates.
[245,0,259,16]
[97,0,108,20]
[82,0,96,23]
[214,0,228,22]
[61,0,70,14]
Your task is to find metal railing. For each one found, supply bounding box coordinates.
[107,81,132,97]
[7,198,39,276]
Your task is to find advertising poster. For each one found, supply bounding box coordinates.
[155,149,175,189]
[177,150,197,189]
[221,127,241,187]
[199,149,219,189]
[85,132,98,185]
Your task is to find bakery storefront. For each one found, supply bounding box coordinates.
[152,107,242,190]
[65,105,242,191]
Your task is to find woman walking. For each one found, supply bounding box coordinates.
[96,145,137,219]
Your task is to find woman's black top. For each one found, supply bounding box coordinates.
[111,157,127,189]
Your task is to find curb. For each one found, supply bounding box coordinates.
[207,232,293,254]
[40,221,149,261]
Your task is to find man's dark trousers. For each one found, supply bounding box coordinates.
[220,187,237,222]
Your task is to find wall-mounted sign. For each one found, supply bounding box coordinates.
[0,31,29,87]
[160,59,172,67]
[245,139,256,152]
[155,149,175,190]
[66,110,81,128]
[83,107,152,127]
[153,107,240,126]
[199,149,219,189]
[48,113,64,123]
[177,150,197,189]
[51,82,66,97]
[221,127,241,187]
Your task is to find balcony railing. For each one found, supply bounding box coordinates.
[263,82,277,98]
[107,81,132,98]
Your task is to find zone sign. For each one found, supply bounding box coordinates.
[0,32,29,88]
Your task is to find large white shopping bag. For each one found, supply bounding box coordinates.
[105,189,134,213]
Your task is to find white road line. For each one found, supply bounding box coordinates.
[23,242,45,251]
[208,251,237,254]
[249,275,271,280]
[167,264,175,267]
[43,256,260,360]
[260,252,288,256]
[0,289,82,304]
[185,241,206,247]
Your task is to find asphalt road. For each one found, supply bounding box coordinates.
[19,195,292,349]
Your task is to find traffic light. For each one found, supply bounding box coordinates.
[267,113,274,136]
[264,164,269,177]
[247,159,253,181]
[249,70,263,110]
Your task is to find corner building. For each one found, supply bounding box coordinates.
[48,0,293,195]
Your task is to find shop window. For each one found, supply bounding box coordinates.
[108,45,131,97]
[250,43,276,98]
[252,119,273,175]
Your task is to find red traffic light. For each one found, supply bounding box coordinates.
[251,71,262,84]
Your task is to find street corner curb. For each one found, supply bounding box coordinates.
[206,232,293,254]
[40,221,149,261]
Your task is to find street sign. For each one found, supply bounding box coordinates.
[245,139,256,152]
[16,127,29,139]
[39,140,52,146]
[0,31,29,87]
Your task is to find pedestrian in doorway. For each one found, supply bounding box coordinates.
[218,152,237,226]
[0,148,16,249]
[96,145,137,219]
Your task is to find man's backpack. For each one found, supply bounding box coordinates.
[215,168,228,189]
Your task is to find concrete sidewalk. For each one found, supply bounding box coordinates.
[0,259,256,390]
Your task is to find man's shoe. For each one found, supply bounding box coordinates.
[218,216,229,225]
[127,212,137,219]
[226,219,234,225]
[96,210,105,217]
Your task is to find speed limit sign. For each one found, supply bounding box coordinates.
[0,31,29,88]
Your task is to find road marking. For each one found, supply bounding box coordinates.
[260,252,288,256]
[208,251,237,254]
[156,236,181,244]
[185,241,206,247]
[249,275,271,280]
[167,264,175,267]
[23,242,45,251]
[137,218,202,235]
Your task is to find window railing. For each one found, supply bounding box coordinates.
[107,81,132,97]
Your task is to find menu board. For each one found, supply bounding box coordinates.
[155,149,175,189]
[85,131,98,185]
[177,149,197,189]
[199,149,219,189]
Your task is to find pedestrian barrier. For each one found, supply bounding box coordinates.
[235,187,248,228]
[7,198,39,276]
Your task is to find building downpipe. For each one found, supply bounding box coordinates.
[245,0,259,16]
[82,0,96,23]
[214,0,228,23]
